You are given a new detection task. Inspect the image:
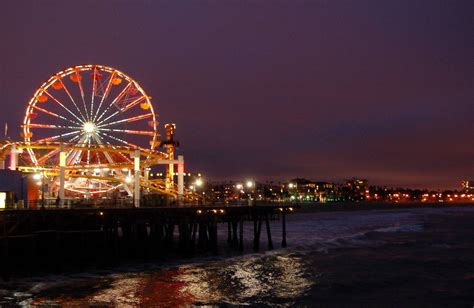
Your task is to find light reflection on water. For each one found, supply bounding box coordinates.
[178,254,312,305]
[26,253,312,306]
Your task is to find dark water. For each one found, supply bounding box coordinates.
[1,206,473,307]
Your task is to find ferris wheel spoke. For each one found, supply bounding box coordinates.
[66,134,88,165]
[86,135,92,165]
[96,82,132,122]
[96,95,147,126]
[99,131,146,151]
[90,67,98,120]
[98,113,152,128]
[99,128,155,136]
[65,133,83,144]
[27,123,82,130]
[93,133,118,165]
[33,105,81,126]
[36,133,82,164]
[93,71,115,122]
[73,71,89,120]
[90,135,103,165]
[43,90,86,124]
[120,95,147,113]
[55,79,87,122]
[34,130,82,143]
[96,132,133,164]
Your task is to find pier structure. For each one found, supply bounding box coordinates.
[0,204,294,278]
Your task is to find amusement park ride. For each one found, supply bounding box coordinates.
[0,64,195,207]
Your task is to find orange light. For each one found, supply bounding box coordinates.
[36,95,48,103]
[140,102,150,110]
[52,81,63,90]
[112,77,122,85]
[69,74,82,83]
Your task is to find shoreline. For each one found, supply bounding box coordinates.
[290,201,474,213]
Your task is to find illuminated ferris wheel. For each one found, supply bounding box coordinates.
[22,64,160,195]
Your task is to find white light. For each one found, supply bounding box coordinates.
[0,192,6,209]
[93,168,101,173]
[288,183,294,188]
[33,173,42,180]
[83,122,96,133]
[236,184,243,190]
[246,180,254,188]
[125,176,133,183]
[195,178,203,187]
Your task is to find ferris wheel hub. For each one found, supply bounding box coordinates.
[83,122,96,134]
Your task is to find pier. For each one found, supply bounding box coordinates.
[0,204,294,279]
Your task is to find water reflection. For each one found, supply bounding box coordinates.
[24,253,312,306]
[176,253,312,305]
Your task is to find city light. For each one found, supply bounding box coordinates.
[236,183,243,190]
[246,180,254,188]
[195,178,203,187]
[288,183,294,188]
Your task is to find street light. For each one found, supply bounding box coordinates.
[246,180,254,188]
[194,178,204,204]
[236,183,243,190]
[246,180,255,205]
[33,173,47,208]
[195,178,203,187]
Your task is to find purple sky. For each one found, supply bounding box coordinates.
[0,0,472,189]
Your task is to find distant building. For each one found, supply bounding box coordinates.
[285,178,339,202]
[342,178,369,201]
[461,180,474,192]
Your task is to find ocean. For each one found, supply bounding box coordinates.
[1,206,473,307]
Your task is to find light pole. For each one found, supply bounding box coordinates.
[33,173,46,209]
[246,180,255,205]
[195,178,204,204]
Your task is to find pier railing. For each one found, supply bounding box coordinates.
[1,198,293,210]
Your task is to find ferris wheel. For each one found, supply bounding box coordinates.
[22,64,161,195]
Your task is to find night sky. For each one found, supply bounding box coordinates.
[0,0,472,189]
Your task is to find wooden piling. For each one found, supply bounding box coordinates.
[281,210,287,248]
[265,214,273,250]
[239,218,244,252]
